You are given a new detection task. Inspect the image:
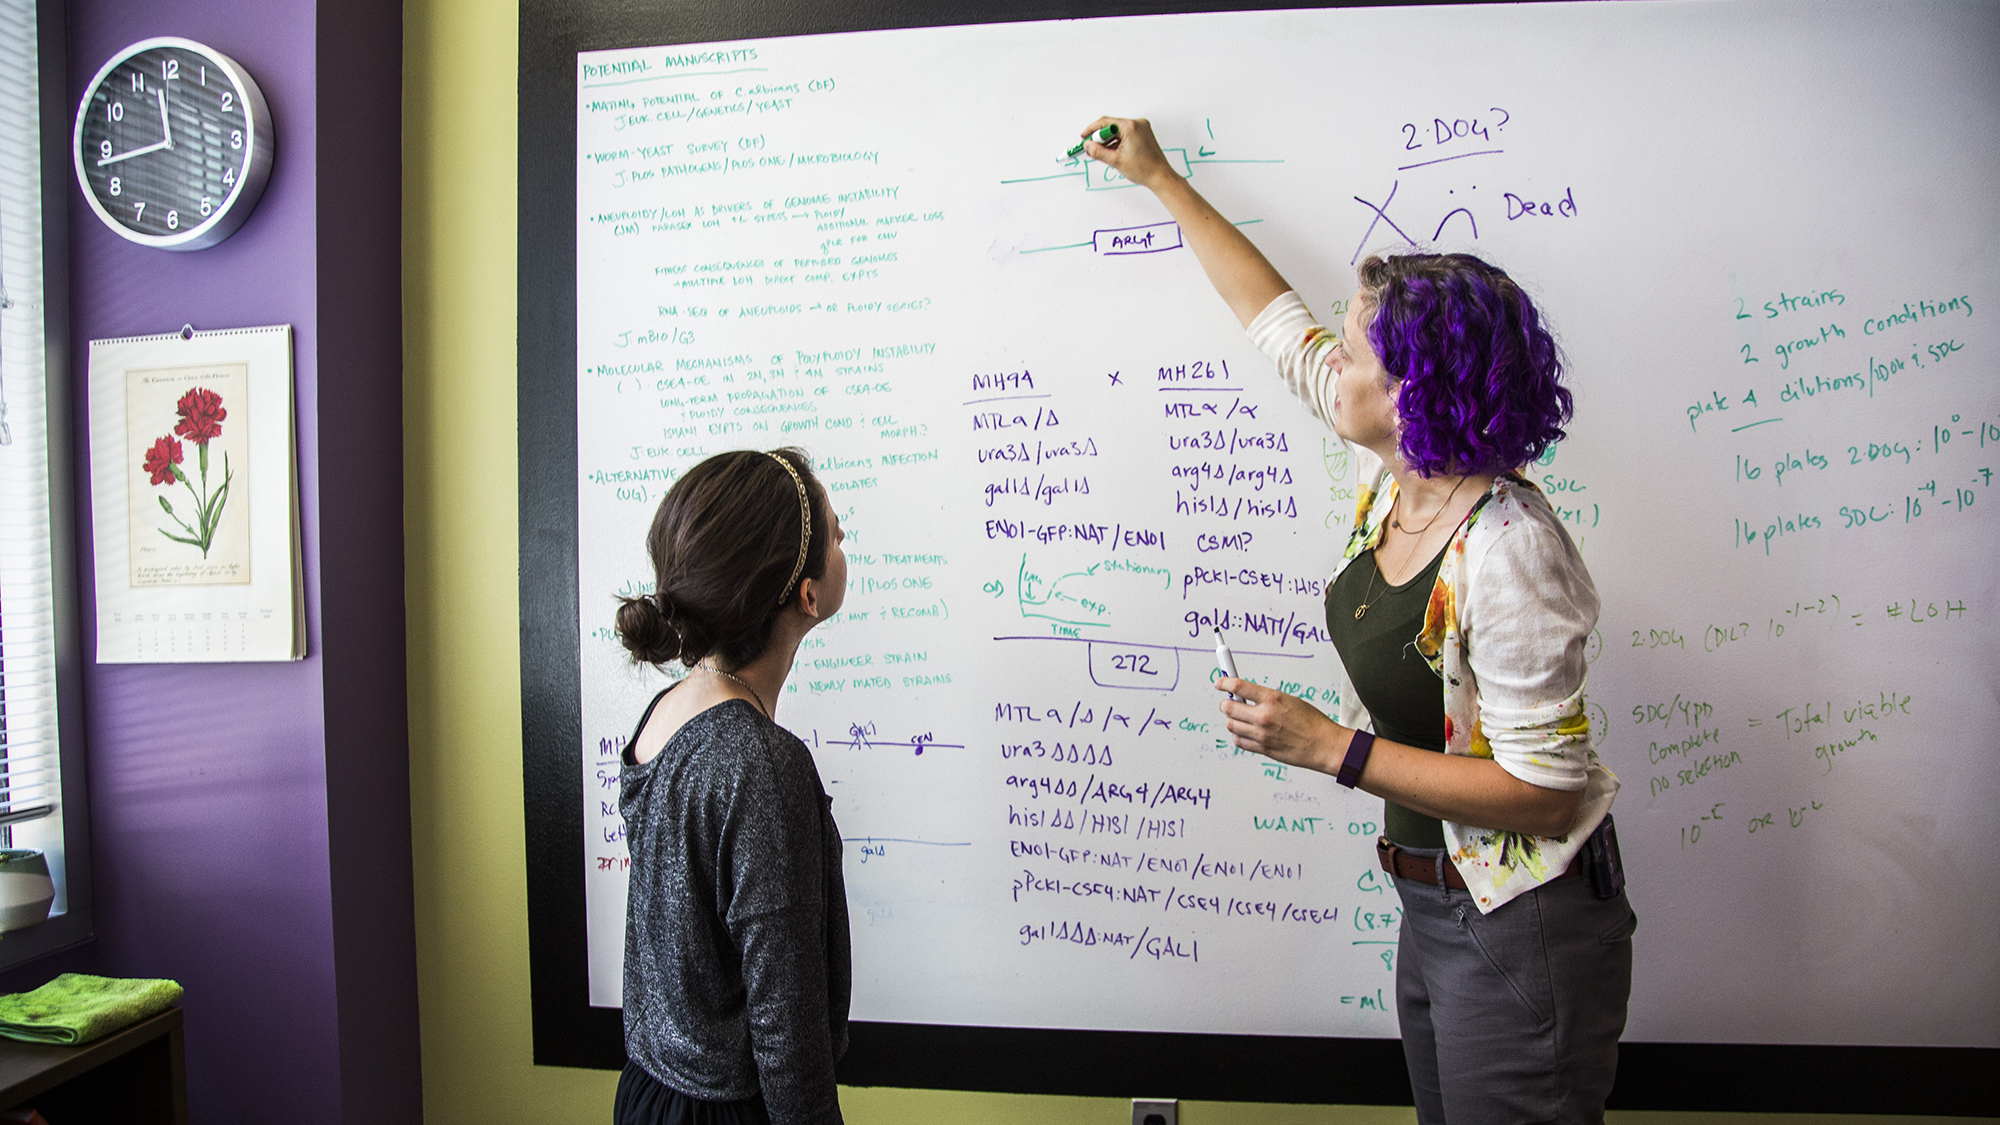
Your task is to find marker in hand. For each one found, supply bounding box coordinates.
[1066,123,1120,159]
[1213,628,1242,701]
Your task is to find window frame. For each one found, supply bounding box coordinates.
[0,0,93,972]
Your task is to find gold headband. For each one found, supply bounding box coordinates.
[766,451,813,607]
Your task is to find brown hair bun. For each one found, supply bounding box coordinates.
[613,448,830,669]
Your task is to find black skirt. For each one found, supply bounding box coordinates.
[614,1062,771,1125]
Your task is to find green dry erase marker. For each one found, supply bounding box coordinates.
[1066,123,1119,158]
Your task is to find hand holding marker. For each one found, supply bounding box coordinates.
[1066,122,1119,159]
[1213,628,1242,701]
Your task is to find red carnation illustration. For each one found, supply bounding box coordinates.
[142,435,185,487]
[141,386,232,558]
[173,387,227,444]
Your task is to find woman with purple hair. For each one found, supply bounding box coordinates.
[1085,118,1633,1124]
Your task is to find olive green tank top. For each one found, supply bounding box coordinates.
[1325,543,1448,849]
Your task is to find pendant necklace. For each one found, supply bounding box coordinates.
[1354,475,1469,621]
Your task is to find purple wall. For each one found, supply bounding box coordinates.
[0,1,417,1121]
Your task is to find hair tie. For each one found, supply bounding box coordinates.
[766,452,813,607]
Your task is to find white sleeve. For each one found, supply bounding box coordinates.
[1245,291,1341,426]
[1461,516,1601,792]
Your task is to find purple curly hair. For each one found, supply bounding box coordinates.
[1358,252,1572,477]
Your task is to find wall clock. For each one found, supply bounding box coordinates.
[72,38,273,250]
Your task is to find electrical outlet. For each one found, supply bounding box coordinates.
[1132,1098,1178,1125]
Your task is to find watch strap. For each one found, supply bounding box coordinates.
[1336,729,1375,789]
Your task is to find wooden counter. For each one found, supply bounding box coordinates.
[0,1007,185,1124]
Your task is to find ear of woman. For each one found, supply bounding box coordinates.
[790,483,847,623]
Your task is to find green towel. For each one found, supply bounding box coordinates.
[0,973,183,1045]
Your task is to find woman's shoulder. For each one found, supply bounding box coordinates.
[681,700,807,760]
[1470,474,1562,536]
[633,700,808,781]
[1456,468,1592,580]
[1462,475,1587,569]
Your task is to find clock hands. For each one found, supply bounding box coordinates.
[94,85,176,167]
[97,139,169,166]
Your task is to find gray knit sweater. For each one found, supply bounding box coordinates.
[620,695,851,1123]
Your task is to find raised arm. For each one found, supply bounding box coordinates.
[1081,116,1292,328]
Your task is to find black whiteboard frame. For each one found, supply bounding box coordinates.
[516,0,1998,1112]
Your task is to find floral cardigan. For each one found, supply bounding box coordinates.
[1249,292,1619,913]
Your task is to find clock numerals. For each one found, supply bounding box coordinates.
[220,92,233,113]
[133,201,144,221]
[199,196,213,217]
[230,129,242,151]
[109,176,120,196]
[161,58,179,81]
[107,100,124,123]
[129,70,144,93]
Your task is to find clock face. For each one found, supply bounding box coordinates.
[73,39,273,250]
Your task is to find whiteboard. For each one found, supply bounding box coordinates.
[572,0,2000,1047]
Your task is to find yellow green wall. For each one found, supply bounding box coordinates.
[399,2,1989,1123]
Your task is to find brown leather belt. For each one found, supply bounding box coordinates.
[1377,837,1583,890]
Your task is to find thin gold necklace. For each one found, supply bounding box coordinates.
[702,664,769,719]
[1354,476,1469,620]
[1392,474,1470,533]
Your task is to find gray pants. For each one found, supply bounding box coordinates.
[1395,860,1636,1125]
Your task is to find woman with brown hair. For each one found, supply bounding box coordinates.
[612,447,851,1125]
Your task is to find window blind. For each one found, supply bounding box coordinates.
[0,0,68,910]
